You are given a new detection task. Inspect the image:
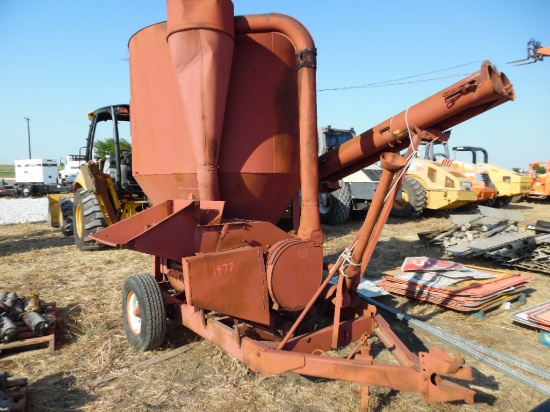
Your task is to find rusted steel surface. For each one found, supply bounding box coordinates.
[129,22,301,224]
[319,61,515,182]
[97,0,518,408]
[166,0,234,202]
[344,152,407,280]
[172,297,475,404]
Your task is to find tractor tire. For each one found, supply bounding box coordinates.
[493,196,513,208]
[391,177,427,219]
[122,274,166,352]
[58,196,74,236]
[479,198,497,208]
[320,182,352,225]
[73,188,107,251]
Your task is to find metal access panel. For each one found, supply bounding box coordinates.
[183,246,271,325]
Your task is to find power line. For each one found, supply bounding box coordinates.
[318,60,483,92]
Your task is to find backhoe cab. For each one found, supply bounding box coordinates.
[47,105,149,250]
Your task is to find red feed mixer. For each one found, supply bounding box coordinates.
[91,1,515,409]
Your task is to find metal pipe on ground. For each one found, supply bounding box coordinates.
[366,297,550,396]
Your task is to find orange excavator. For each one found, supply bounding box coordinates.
[526,161,550,199]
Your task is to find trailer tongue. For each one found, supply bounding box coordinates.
[91,1,516,408]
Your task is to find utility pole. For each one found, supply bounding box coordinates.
[24,117,31,159]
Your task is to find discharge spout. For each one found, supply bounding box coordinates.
[319,61,516,182]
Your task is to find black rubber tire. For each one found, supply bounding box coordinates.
[493,196,513,208]
[391,177,427,218]
[479,197,497,208]
[73,188,107,251]
[122,274,166,351]
[320,182,352,225]
[59,196,74,236]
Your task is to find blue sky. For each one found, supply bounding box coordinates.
[0,1,548,170]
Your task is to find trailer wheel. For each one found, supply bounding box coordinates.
[391,177,427,218]
[122,274,166,351]
[58,196,74,236]
[21,185,32,198]
[320,182,352,225]
[73,189,107,251]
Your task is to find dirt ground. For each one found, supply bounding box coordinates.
[1,200,549,412]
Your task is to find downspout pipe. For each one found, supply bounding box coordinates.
[235,14,323,244]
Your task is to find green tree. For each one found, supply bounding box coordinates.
[94,138,132,158]
[512,167,521,173]
[537,165,547,174]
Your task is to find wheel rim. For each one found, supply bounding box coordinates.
[126,291,142,336]
[75,203,83,238]
[394,190,410,209]
[319,193,330,214]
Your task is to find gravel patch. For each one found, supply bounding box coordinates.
[0,197,49,225]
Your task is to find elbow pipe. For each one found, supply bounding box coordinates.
[235,14,323,243]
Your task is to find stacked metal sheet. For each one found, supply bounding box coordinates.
[379,259,534,312]
[416,206,550,274]
[512,301,550,332]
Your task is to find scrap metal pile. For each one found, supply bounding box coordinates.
[0,292,55,343]
[0,371,27,412]
[379,257,534,312]
[513,301,550,333]
[417,206,550,273]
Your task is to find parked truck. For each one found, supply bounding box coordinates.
[58,154,86,184]
[46,104,149,250]
[13,158,71,197]
[85,2,515,408]
[318,126,478,223]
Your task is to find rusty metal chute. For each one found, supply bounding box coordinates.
[90,1,518,409]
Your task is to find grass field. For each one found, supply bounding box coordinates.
[0,164,14,179]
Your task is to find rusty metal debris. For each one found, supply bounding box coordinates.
[513,301,550,334]
[380,263,533,313]
[417,206,550,274]
[0,371,27,412]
